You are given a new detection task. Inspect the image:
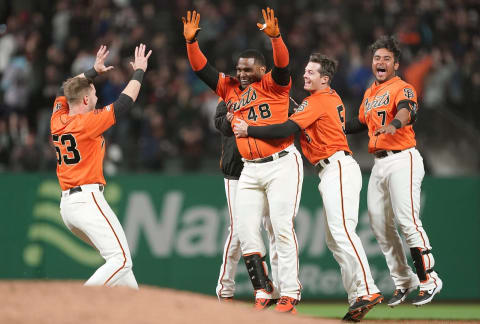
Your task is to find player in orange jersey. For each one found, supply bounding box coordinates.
[50,44,152,288]
[183,8,303,313]
[234,53,384,322]
[345,36,443,307]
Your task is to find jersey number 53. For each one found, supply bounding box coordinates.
[52,134,81,165]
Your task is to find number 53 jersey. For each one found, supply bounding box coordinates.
[216,72,293,160]
[50,95,116,190]
[289,88,351,166]
[359,76,418,153]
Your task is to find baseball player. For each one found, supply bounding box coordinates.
[50,44,152,288]
[214,99,280,304]
[345,36,443,307]
[183,8,303,313]
[234,53,383,322]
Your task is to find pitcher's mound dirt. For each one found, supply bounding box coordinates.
[0,280,337,324]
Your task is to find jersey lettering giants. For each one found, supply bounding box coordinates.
[359,76,417,152]
[50,96,116,190]
[289,88,351,165]
[216,72,293,160]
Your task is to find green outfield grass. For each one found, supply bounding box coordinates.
[296,303,480,321]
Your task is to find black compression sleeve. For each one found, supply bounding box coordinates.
[271,66,290,86]
[112,93,134,115]
[84,67,99,80]
[248,120,300,139]
[195,62,220,92]
[345,117,368,134]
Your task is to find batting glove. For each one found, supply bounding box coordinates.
[182,10,201,43]
[257,7,280,38]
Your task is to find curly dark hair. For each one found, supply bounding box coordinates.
[370,35,401,62]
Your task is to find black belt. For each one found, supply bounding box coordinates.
[68,184,104,195]
[247,150,289,163]
[315,151,350,172]
[374,149,402,159]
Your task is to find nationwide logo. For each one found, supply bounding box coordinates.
[296,100,308,112]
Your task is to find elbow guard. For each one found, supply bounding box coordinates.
[398,100,418,125]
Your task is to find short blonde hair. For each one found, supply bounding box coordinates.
[63,77,93,104]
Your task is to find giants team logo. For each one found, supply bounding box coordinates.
[226,87,258,112]
[364,91,390,113]
[404,88,415,99]
[54,102,62,111]
[296,100,308,112]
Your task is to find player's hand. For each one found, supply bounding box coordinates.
[182,10,201,42]
[257,7,280,37]
[374,124,397,136]
[233,119,249,138]
[129,43,152,72]
[226,112,234,122]
[93,45,114,74]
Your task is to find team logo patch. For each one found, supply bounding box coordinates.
[54,102,62,111]
[296,100,308,112]
[106,105,111,111]
[404,88,415,99]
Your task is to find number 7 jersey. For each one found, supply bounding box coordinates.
[50,95,116,190]
[359,76,418,152]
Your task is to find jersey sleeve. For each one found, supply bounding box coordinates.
[358,93,367,124]
[395,85,418,106]
[52,96,69,112]
[215,73,234,100]
[83,104,116,138]
[289,98,322,129]
[261,72,291,95]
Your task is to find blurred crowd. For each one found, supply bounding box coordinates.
[0,0,479,175]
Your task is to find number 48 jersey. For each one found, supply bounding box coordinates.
[289,88,351,166]
[50,95,116,190]
[216,72,293,160]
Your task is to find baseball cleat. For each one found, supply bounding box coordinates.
[254,298,278,310]
[342,293,384,322]
[219,296,234,302]
[274,296,298,314]
[388,288,413,307]
[412,279,443,306]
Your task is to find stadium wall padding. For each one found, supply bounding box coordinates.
[1,173,479,300]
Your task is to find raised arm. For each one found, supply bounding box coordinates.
[113,43,152,114]
[56,45,114,97]
[183,10,220,92]
[258,7,290,86]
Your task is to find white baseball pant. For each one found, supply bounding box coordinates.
[318,151,380,305]
[236,145,303,300]
[60,184,138,289]
[368,148,441,291]
[216,178,280,299]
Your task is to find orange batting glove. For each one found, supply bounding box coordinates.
[257,7,280,37]
[182,10,201,43]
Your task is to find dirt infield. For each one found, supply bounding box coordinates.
[0,280,337,324]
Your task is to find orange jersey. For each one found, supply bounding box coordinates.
[289,88,351,165]
[359,76,417,152]
[50,96,116,190]
[216,72,293,160]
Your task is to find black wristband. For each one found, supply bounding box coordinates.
[186,38,197,44]
[390,118,402,129]
[132,69,144,83]
[84,67,98,80]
